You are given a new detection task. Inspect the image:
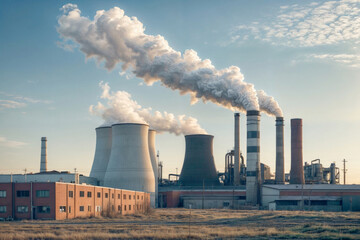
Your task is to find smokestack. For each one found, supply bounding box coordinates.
[275,117,285,184]
[246,110,261,205]
[90,126,112,185]
[234,113,240,186]
[104,123,155,207]
[290,118,305,184]
[148,129,158,207]
[179,134,220,186]
[40,137,47,172]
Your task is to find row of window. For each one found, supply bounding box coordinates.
[0,205,50,213]
[0,190,144,200]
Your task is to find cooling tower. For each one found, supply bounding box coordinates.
[103,123,155,207]
[179,134,220,186]
[234,113,241,186]
[40,137,47,173]
[246,110,261,205]
[90,126,112,186]
[148,129,158,207]
[290,118,305,184]
[275,117,285,184]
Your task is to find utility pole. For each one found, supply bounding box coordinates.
[343,159,347,185]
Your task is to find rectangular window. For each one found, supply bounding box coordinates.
[69,191,74,198]
[17,206,28,213]
[69,206,71,213]
[118,205,121,211]
[16,191,29,198]
[59,206,66,212]
[88,205,91,212]
[79,206,84,212]
[97,192,101,198]
[137,195,139,200]
[118,194,120,199]
[37,206,50,213]
[105,193,108,198]
[36,190,49,198]
[87,191,92,198]
[79,191,84,197]
[0,191,6,198]
[141,196,143,200]
[129,195,131,200]
[0,206,6,213]
[129,205,131,211]
[96,206,101,212]
[123,194,126,199]
[112,193,114,199]
[124,205,126,211]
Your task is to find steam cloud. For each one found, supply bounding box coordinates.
[89,82,207,135]
[58,4,283,117]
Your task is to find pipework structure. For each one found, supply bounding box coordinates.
[40,137,47,173]
[246,110,261,205]
[275,117,285,184]
[290,118,305,184]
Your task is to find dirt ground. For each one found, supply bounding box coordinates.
[0,208,359,239]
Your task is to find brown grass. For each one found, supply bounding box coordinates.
[0,209,359,239]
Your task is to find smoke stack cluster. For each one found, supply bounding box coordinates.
[179,134,220,186]
[234,113,240,186]
[246,110,261,205]
[290,118,305,184]
[40,137,47,173]
[275,117,285,184]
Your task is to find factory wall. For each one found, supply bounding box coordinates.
[0,182,150,220]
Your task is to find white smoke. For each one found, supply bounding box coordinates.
[58,5,283,117]
[89,82,207,135]
[257,90,283,117]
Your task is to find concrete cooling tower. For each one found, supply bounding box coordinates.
[90,126,112,186]
[148,129,158,207]
[179,134,220,186]
[103,123,155,207]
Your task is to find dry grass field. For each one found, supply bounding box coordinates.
[0,208,360,239]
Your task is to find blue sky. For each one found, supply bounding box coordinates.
[1,0,359,183]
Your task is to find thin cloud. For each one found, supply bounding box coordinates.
[309,53,360,68]
[0,92,52,110]
[231,0,360,47]
[0,136,27,148]
[0,100,26,109]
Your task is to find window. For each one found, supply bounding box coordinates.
[129,205,131,210]
[79,206,84,212]
[37,206,50,213]
[17,206,28,213]
[88,206,91,212]
[223,202,230,207]
[36,190,49,198]
[105,193,108,198]
[87,191,92,198]
[69,206,71,213]
[141,196,143,200]
[123,194,126,200]
[129,195,131,200]
[96,206,101,212]
[118,205,121,211]
[0,191,6,198]
[59,206,66,212]
[79,191,84,197]
[16,191,29,198]
[118,194,120,199]
[137,195,139,200]
[69,191,74,198]
[0,206,6,213]
[112,193,114,199]
[124,205,126,211]
[97,192,101,198]
[112,205,114,211]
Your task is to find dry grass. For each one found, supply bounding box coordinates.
[0,209,360,239]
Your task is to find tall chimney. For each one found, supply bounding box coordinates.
[148,129,158,207]
[234,113,240,185]
[246,110,261,205]
[290,118,305,184]
[40,137,47,172]
[275,117,285,184]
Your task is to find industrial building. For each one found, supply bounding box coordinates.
[0,182,150,220]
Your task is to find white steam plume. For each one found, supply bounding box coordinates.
[257,90,283,117]
[89,82,207,135]
[58,5,282,117]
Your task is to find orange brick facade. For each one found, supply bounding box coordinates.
[0,182,150,220]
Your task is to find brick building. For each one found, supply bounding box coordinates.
[0,182,150,220]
